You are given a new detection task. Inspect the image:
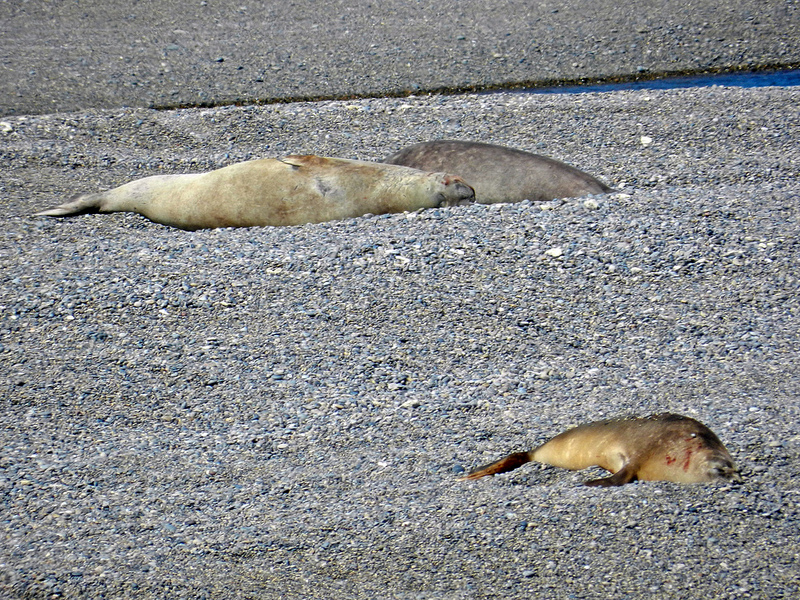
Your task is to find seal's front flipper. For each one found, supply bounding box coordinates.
[34,193,102,217]
[583,464,638,487]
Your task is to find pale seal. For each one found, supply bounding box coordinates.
[460,413,741,486]
[383,140,613,204]
[34,155,475,230]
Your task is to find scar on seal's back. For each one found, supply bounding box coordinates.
[460,413,741,487]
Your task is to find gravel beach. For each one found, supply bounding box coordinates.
[2,85,799,598]
[2,0,800,597]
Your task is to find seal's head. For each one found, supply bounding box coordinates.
[679,419,742,484]
[436,175,475,207]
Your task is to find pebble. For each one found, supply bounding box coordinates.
[544,246,564,258]
[583,198,600,210]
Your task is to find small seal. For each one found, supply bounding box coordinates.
[383,140,613,204]
[460,413,741,486]
[34,155,475,230]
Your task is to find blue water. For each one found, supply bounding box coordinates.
[524,68,800,94]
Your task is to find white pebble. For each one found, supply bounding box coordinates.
[544,246,563,258]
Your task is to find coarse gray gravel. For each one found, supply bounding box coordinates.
[2,85,800,598]
[2,0,799,117]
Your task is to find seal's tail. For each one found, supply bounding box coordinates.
[458,451,533,480]
[34,193,102,217]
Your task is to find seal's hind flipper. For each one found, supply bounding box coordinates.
[583,464,637,487]
[34,193,103,218]
[458,451,532,481]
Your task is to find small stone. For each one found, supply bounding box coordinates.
[583,198,600,210]
[544,246,563,258]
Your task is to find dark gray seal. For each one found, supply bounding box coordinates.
[383,140,613,204]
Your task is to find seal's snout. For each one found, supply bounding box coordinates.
[438,175,475,206]
[706,458,742,483]
[721,466,743,483]
[453,181,476,205]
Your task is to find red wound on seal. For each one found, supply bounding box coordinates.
[682,448,694,471]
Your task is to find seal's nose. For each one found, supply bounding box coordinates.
[438,175,475,206]
[449,178,476,204]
